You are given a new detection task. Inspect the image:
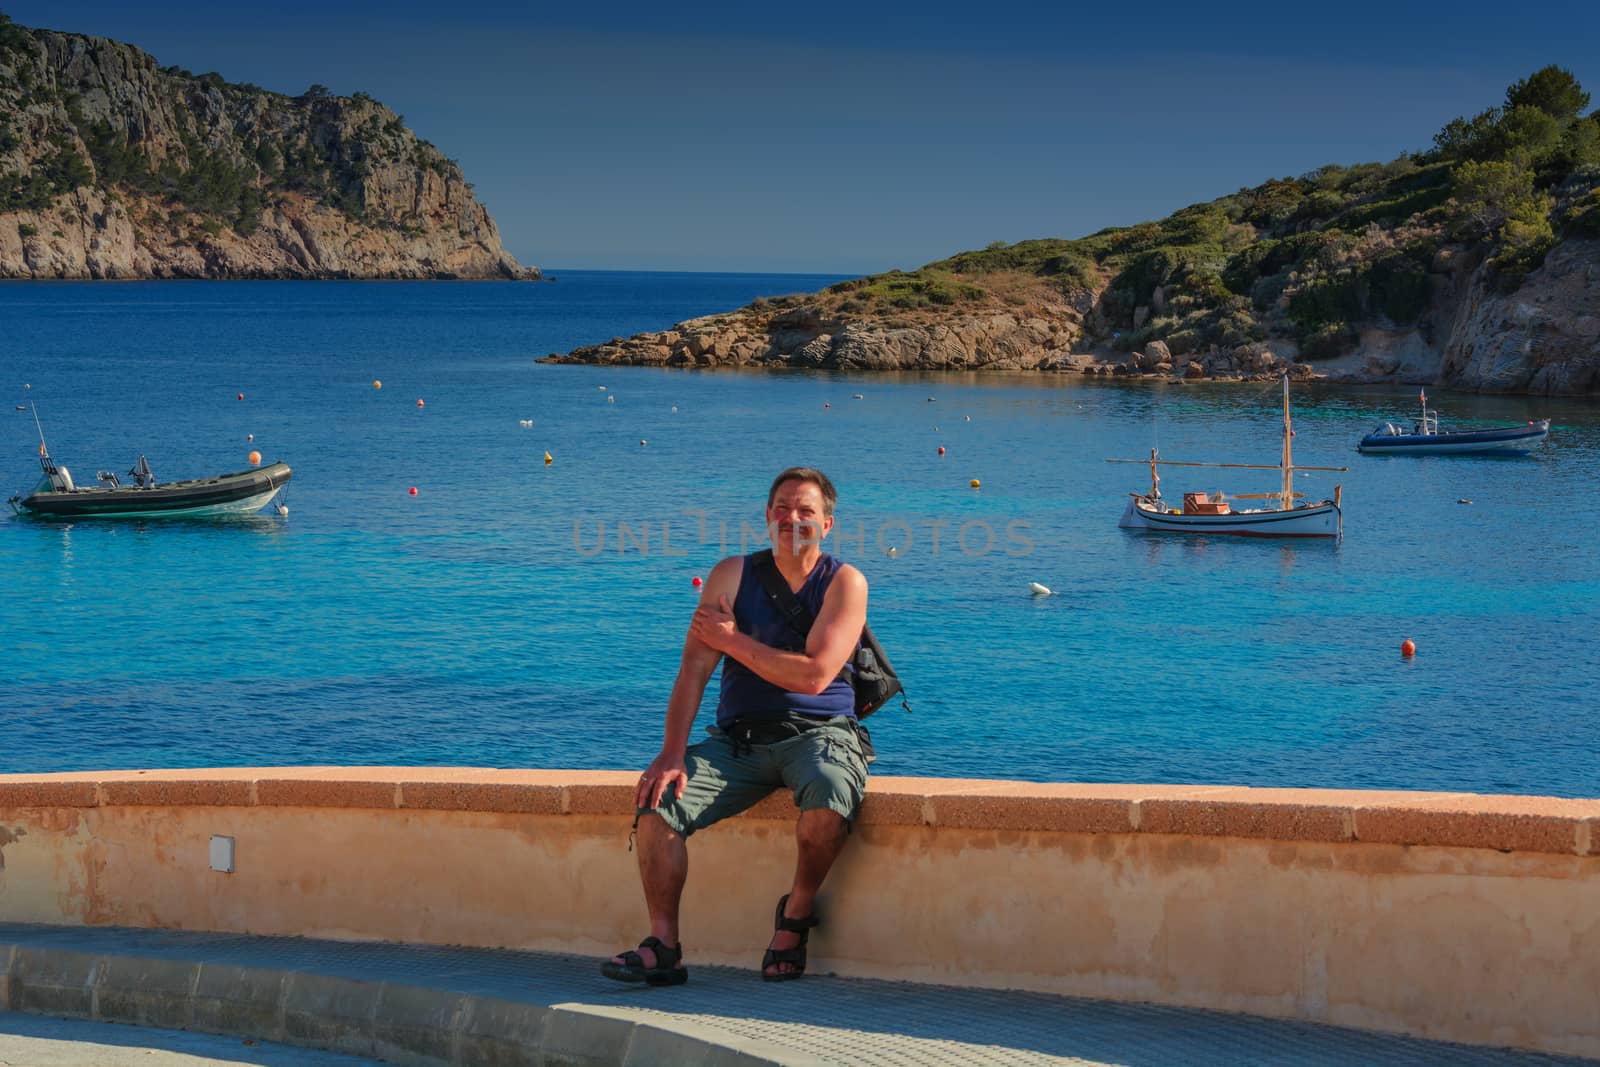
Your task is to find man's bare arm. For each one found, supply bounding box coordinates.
[636,556,741,809]
[690,564,867,696]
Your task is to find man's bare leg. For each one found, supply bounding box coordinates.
[765,808,848,977]
[611,813,688,969]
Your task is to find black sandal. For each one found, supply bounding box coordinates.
[601,936,688,986]
[761,893,819,982]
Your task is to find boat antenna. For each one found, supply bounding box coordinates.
[29,401,49,459]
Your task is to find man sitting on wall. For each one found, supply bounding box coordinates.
[602,466,873,985]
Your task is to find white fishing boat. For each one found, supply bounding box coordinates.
[1110,375,1347,539]
[1358,390,1550,455]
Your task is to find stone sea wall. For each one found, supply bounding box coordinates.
[2,767,1597,1059]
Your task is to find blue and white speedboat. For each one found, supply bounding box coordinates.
[1358,392,1550,455]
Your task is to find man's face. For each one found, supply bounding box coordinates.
[767,479,832,554]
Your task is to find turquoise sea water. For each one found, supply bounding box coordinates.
[2,274,1598,796]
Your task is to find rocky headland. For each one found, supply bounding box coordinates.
[548,67,1600,395]
[545,236,1598,394]
[0,15,535,279]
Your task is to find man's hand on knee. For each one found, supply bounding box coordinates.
[637,753,689,810]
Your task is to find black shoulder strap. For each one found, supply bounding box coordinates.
[752,549,860,688]
[750,548,815,640]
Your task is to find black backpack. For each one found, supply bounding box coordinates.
[749,549,909,718]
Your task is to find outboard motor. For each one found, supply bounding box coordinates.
[39,451,74,492]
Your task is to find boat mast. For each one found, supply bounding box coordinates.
[1148,448,1160,500]
[1280,374,1293,510]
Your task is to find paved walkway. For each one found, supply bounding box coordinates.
[0,923,1587,1066]
[0,1012,385,1066]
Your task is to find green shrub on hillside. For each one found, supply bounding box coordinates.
[0,134,92,210]
[1367,253,1432,324]
[1563,187,1600,236]
[0,12,32,52]
[1224,177,1309,228]
[1506,65,1591,122]
[1300,321,1357,358]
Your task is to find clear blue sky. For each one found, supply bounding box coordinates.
[6,1,1598,274]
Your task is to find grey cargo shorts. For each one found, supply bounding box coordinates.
[640,716,872,837]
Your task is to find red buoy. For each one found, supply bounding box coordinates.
[409,487,418,496]
[1401,639,1416,657]
[691,576,703,587]
[417,398,425,408]
[237,392,244,400]
[938,446,945,455]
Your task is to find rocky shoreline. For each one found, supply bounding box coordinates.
[542,238,1599,394]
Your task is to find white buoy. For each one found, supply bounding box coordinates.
[1029,582,1052,597]
[852,393,864,399]
[519,419,533,428]
[964,415,972,422]
[607,395,615,404]
[276,503,289,517]
[887,546,899,557]
[671,406,678,413]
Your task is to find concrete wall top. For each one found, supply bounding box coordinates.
[1,768,1595,856]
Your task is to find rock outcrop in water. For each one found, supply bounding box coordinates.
[0,15,536,279]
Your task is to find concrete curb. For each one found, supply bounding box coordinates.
[0,942,784,1067]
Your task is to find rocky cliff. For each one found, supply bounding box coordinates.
[0,16,535,279]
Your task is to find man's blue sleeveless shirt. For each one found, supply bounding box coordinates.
[716,552,855,727]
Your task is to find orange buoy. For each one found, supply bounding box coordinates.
[937,446,945,455]
[416,398,424,408]
[969,479,981,488]
[409,486,418,496]
[247,450,261,466]
[1401,639,1416,657]
[373,380,382,389]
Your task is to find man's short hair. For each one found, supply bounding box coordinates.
[767,467,838,517]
